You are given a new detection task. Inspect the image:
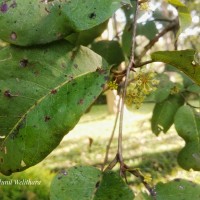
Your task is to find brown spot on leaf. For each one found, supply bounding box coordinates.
[10,32,17,40]
[61,170,68,176]
[45,7,50,13]
[89,12,96,19]
[57,170,68,180]
[78,99,84,105]
[4,90,12,98]
[95,181,100,188]
[51,89,57,94]
[19,59,29,67]
[70,48,79,61]
[74,64,78,68]
[45,116,51,122]
[96,67,106,75]
[68,75,74,81]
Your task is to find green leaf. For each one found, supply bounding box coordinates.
[155,179,200,200]
[186,84,200,94]
[175,105,200,170]
[135,179,200,200]
[137,21,158,40]
[0,0,128,46]
[151,95,184,135]
[168,0,192,36]
[167,0,185,7]
[0,41,110,175]
[50,166,134,200]
[151,50,200,85]
[65,21,108,46]
[91,40,125,67]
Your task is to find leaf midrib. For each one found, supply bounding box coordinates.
[1,70,94,148]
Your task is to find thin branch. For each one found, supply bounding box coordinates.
[102,97,121,170]
[104,154,118,171]
[128,168,157,200]
[117,0,139,176]
[136,60,155,68]
[153,18,173,23]
[137,19,178,63]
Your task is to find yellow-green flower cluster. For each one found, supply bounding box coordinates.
[139,0,150,11]
[126,70,159,109]
[108,80,118,90]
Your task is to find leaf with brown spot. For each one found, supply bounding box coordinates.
[0,40,110,175]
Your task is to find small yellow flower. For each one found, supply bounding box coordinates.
[108,80,118,90]
[139,1,150,11]
[125,69,159,109]
[144,174,152,184]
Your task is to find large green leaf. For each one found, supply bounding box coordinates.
[151,95,184,135]
[0,41,110,175]
[50,166,134,200]
[0,0,129,46]
[168,0,192,36]
[65,21,108,46]
[91,40,125,67]
[175,105,200,171]
[155,179,200,200]
[151,50,200,85]
[135,179,200,200]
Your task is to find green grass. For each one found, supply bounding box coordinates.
[1,103,200,199]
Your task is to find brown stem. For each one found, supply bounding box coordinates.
[137,19,178,63]
[102,97,121,170]
[136,60,155,68]
[128,168,157,199]
[104,154,118,171]
[117,0,139,176]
